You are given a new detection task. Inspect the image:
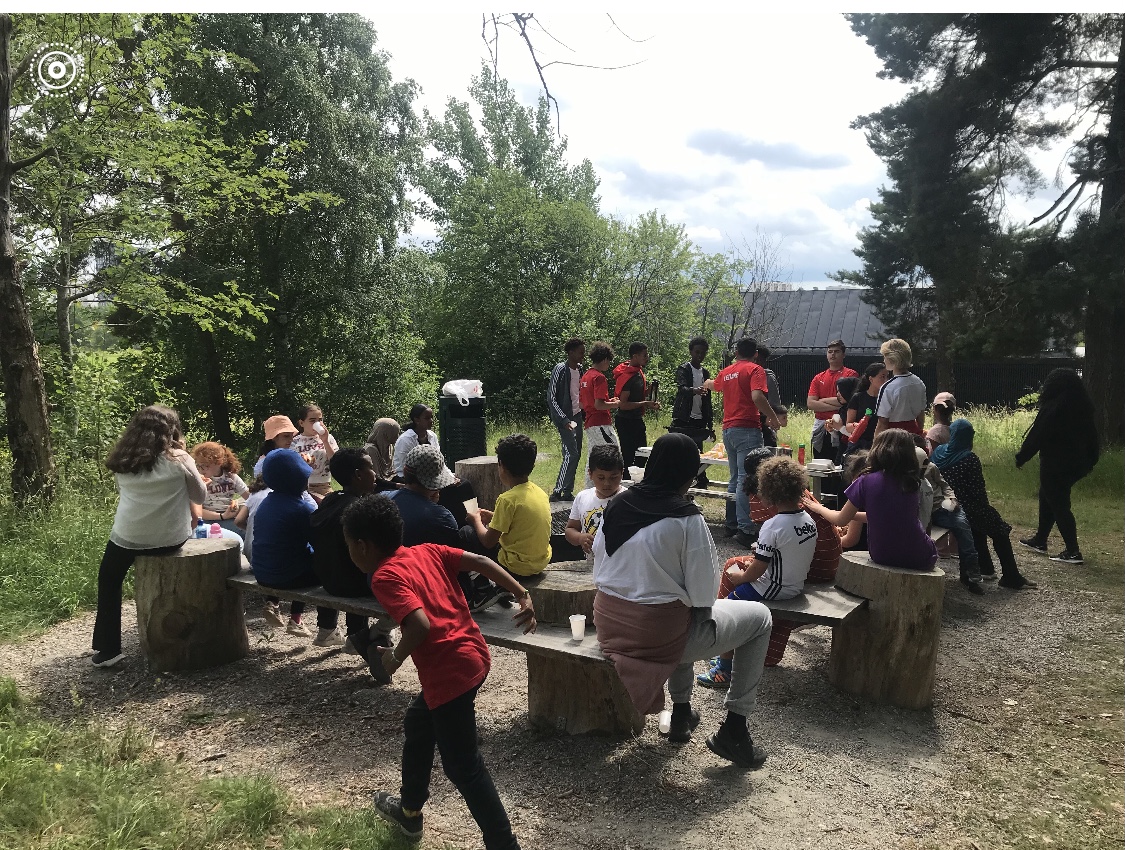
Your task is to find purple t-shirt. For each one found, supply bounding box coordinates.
[844,471,938,570]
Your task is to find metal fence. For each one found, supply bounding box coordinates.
[766,355,1080,409]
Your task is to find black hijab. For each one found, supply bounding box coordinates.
[602,432,702,556]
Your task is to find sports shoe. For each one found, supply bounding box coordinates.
[262,603,285,627]
[979,567,998,582]
[732,531,758,550]
[1050,549,1083,565]
[468,583,508,613]
[960,576,985,596]
[372,791,423,843]
[1019,537,1048,554]
[705,725,768,769]
[549,491,565,503]
[666,708,701,743]
[998,573,1038,590]
[91,650,124,668]
[314,627,346,647]
[286,619,312,637]
[697,662,732,690]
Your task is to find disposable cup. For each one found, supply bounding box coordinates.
[569,614,586,640]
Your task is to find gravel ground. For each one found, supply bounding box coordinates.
[1,532,1116,850]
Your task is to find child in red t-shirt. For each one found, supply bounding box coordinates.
[342,495,536,849]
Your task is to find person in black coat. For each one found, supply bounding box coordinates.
[1015,369,1100,564]
[670,336,714,488]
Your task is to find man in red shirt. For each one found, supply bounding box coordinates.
[703,337,780,548]
[806,339,858,459]
[342,494,535,850]
[578,341,621,490]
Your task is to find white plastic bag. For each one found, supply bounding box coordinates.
[441,379,484,406]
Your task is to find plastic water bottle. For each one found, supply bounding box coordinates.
[658,710,672,735]
[208,523,223,539]
[194,518,208,539]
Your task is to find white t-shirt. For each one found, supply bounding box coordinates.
[875,372,927,423]
[393,429,439,476]
[593,513,719,607]
[289,432,339,486]
[202,472,250,513]
[568,487,620,557]
[110,452,207,550]
[748,509,817,601]
[690,364,704,419]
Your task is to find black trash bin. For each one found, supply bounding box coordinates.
[437,393,487,466]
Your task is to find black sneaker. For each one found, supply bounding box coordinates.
[372,791,423,843]
[549,491,565,503]
[1019,537,1048,554]
[1050,549,1083,565]
[468,583,508,613]
[960,577,985,596]
[998,573,1038,590]
[720,525,737,538]
[732,531,757,550]
[91,651,124,668]
[665,708,701,743]
[705,725,768,769]
[979,567,998,582]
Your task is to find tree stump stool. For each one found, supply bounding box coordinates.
[455,455,503,510]
[134,538,247,671]
[828,551,945,710]
[523,561,643,735]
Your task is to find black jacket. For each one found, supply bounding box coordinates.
[671,361,713,428]
[547,361,584,426]
[310,491,370,597]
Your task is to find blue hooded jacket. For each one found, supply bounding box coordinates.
[251,449,315,586]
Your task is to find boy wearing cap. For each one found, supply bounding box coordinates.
[389,444,508,611]
[342,494,535,850]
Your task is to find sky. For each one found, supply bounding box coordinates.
[366,11,1082,286]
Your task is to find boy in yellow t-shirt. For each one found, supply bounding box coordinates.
[467,434,552,576]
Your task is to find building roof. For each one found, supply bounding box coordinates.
[751,287,888,355]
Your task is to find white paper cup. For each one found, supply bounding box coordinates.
[569,614,586,640]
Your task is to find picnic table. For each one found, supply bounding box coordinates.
[633,446,841,500]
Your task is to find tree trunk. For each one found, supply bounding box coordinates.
[0,14,57,505]
[198,327,234,444]
[55,216,78,452]
[134,538,248,671]
[933,279,955,393]
[1084,24,1125,446]
[454,455,504,511]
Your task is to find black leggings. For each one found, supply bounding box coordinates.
[1037,471,1082,552]
[972,528,1018,577]
[93,539,185,655]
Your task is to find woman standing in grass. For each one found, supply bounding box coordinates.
[91,405,207,667]
[934,419,1037,590]
[1015,369,1100,565]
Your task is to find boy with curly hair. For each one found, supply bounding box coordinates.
[467,434,552,577]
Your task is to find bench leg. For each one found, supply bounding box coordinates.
[526,655,644,735]
[828,558,944,710]
[135,540,248,671]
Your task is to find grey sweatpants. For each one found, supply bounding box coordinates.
[667,600,772,717]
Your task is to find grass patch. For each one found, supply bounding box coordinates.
[0,678,401,850]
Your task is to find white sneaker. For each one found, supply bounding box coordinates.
[286,619,312,637]
[263,603,285,627]
[314,627,346,647]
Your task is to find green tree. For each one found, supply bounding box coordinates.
[419,66,605,418]
[845,12,1123,440]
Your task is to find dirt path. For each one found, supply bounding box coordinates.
[1,542,1116,850]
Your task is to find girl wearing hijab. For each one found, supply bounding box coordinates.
[1015,369,1100,565]
[592,433,773,770]
[364,417,402,491]
[934,420,1037,590]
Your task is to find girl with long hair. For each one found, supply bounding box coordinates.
[91,405,207,667]
[1015,369,1100,564]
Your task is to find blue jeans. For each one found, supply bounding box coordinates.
[932,506,980,578]
[723,426,764,535]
